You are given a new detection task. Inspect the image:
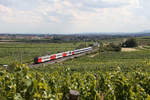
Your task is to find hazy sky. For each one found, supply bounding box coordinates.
[0,0,150,33]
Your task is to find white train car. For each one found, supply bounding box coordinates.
[56,53,63,59]
[34,47,92,64]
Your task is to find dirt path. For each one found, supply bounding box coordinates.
[89,53,98,58]
[121,48,137,52]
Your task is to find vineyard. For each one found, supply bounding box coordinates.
[0,42,82,65]
[0,39,150,99]
[0,62,150,100]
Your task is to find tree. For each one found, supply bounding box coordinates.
[122,38,138,47]
[106,43,121,52]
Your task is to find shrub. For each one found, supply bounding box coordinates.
[105,43,121,52]
[122,38,138,47]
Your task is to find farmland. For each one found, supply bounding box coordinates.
[37,49,150,72]
[0,36,150,99]
[0,42,82,65]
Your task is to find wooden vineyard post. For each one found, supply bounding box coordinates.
[100,93,104,100]
[69,90,80,100]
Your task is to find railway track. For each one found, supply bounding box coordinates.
[29,49,98,68]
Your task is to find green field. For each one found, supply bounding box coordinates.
[0,38,150,100]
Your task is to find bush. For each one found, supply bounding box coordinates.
[88,43,94,47]
[122,38,138,47]
[105,43,121,52]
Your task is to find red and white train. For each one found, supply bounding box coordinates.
[34,47,92,64]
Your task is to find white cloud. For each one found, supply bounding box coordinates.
[0,4,39,23]
[0,0,149,33]
[102,0,141,8]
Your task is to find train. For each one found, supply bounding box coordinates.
[34,47,92,64]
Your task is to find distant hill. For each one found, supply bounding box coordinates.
[143,29,150,32]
